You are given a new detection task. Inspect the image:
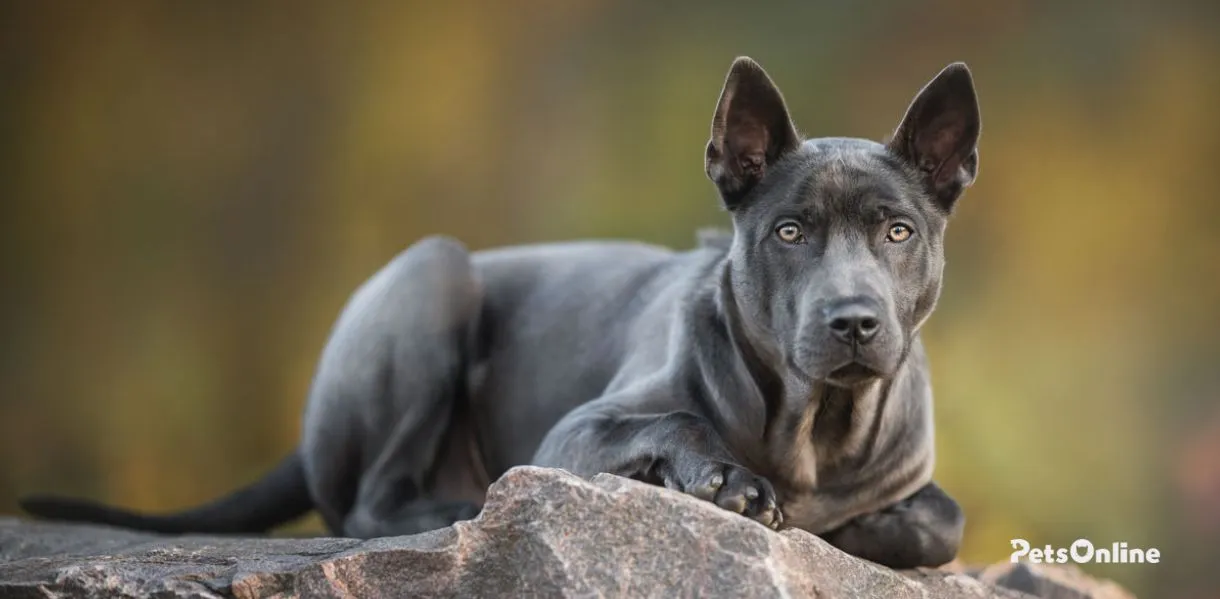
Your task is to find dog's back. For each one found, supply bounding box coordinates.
[465,240,722,470]
[695,228,733,251]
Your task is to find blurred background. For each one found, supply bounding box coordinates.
[1,1,1217,596]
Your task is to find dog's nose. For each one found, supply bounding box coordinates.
[826,301,881,345]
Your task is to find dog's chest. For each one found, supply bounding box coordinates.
[758,384,879,487]
[775,452,932,534]
[758,382,932,533]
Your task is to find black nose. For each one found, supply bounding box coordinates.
[826,300,881,345]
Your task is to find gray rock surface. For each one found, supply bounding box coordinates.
[0,466,1133,598]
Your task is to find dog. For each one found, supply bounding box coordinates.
[22,57,981,569]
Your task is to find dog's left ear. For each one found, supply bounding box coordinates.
[705,57,801,209]
[888,62,981,212]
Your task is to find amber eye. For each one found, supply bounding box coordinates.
[886,224,913,243]
[776,223,805,244]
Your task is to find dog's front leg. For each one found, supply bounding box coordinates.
[534,399,783,528]
[819,481,964,568]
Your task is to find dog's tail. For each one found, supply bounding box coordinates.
[19,451,313,534]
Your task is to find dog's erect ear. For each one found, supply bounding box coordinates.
[888,62,981,212]
[705,57,801,209]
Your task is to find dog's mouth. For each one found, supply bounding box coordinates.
[825,361,882,387]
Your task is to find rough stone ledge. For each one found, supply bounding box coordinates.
[0,467,1134,598]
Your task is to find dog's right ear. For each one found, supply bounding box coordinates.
[887,63,981,213]
[705,57,801,209]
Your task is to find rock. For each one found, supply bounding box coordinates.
[973,562,1138,599]
[0,466,1134,598]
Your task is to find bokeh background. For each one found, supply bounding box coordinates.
[2,2,1218,596]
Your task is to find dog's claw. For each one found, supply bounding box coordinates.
[758,499,784,529]
[717,493,748,514]
[672,461,780,527]
[693,487,716,501]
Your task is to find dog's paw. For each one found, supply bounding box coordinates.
[662,461,783,529]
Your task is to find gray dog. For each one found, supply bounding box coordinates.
[23,56,981,569]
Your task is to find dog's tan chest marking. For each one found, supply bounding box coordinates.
[764,375,932,533]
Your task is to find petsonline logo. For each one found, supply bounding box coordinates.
[1010,539,1161,565]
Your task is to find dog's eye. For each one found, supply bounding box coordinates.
[776,223,805,244]
[886,224,913,243]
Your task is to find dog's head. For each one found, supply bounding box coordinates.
[706,58,980,387]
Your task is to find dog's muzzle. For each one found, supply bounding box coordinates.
[824,298,882,346]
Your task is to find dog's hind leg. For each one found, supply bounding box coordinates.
[301,236,483,538]
[342,409,482,537]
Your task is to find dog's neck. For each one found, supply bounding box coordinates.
[713,258,911,488]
